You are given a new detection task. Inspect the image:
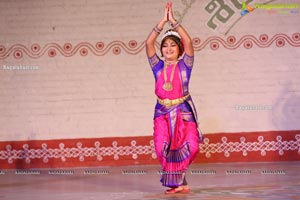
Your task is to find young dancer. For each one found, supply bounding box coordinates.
[146,2,203,194]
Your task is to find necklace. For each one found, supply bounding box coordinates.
[164,60,178,65]
[163,61,178,91]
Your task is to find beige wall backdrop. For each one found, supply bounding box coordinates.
[0,0,300,141]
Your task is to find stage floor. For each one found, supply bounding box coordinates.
[0,161,299,200]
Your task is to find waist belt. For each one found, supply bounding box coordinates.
[157,94,190,107]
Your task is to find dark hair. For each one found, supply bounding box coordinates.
[160,35,184,58]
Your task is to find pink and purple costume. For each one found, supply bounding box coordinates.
[148,53,204,187]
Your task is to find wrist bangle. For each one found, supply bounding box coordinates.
[171,20,178,27]
[171,21,180,31]
[153,28,160,34]
[153,25,162,34]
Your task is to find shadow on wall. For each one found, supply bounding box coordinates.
[271,83,300,130]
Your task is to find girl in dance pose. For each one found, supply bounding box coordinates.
[146,1,203,194]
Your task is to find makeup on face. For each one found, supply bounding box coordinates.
[162,39,179,59]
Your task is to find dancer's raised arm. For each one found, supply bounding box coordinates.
[146,3,169,58]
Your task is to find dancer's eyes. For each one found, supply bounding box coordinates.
[163,43,177,48]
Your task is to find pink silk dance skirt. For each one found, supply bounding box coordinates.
[153,64,200,187]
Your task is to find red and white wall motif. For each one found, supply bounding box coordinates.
[1,33,299,59]
[1,130,299,169]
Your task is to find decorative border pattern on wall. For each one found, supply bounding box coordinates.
[0,130,299,169]
[0,33,299,60]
